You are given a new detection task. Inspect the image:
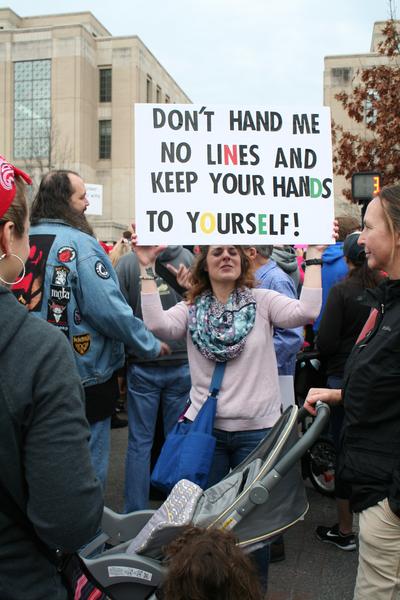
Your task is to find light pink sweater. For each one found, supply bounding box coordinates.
[141,287,321,431]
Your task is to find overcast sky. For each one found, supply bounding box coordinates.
[7,0,391,105]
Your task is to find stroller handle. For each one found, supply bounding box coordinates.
[275,401,330,476]
[297,404,323,425]
[250,402,330,504]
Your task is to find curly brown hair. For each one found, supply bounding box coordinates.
[31,170,94,237]
[159,526,263,600]
[186,245,255,303]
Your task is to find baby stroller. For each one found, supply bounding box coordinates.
[80,402,330,600]
[295,350,336,497]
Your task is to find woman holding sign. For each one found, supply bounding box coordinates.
[133,237,333,589]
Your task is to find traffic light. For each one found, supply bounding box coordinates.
[351,172,382,203]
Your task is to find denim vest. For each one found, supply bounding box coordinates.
[13,219,160,387]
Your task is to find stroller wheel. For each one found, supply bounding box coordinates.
[306,436,336,497]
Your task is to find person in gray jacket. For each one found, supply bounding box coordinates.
[116,246,194,511]
[0,156,103,600]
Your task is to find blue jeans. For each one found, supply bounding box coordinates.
[207,428,271,485]
[89,417,111,489]
[207,427,272,592]
[125,362,191,512]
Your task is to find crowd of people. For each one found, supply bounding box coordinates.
[0,153,399,600]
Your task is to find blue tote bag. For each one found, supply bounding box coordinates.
[151,362,226,494]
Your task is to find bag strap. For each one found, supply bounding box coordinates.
[178,361,226,422]
[208,361,226,400]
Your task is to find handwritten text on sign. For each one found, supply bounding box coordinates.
[134,105,334,244]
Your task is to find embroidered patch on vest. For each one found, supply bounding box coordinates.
[95,260,110,279]
[47,297,69,336]
[73,334,91,355]
[57,246,76,263]
[52,265,70,286]
[50,285,71,302]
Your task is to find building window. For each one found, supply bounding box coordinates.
[99,120,111,159]
[156,85,161,103]
[146,76,152,102]
[331,67,352,86]
[165,94,170,104]
[99,68,112,102]
[13,59,51,159]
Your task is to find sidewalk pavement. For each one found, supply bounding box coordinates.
[106,420,358,600]
[266,489,358,600]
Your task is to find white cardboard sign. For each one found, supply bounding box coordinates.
[134,104,334,244]
[85,183,103,215]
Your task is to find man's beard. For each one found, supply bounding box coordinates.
[72,211,95,237]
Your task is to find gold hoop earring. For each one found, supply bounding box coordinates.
[0,253,26,286]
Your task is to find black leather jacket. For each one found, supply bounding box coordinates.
[339,279,400,515]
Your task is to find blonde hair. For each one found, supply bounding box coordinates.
[108,238,131,268]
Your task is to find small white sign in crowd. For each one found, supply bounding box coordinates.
[85,183,103,216]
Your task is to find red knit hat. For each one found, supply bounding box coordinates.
[0,155,32,219]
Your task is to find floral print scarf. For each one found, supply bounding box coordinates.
[188,287,256,362]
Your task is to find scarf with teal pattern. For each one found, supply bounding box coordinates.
[188,287,256,362]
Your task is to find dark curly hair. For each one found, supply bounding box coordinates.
[186,245,255,303]
[30,170,94,237]
[158,526,263,600]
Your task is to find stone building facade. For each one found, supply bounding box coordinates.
[0,8,191,240]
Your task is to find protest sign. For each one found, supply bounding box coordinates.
[134,104,334,244]
[85,183,103,215]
